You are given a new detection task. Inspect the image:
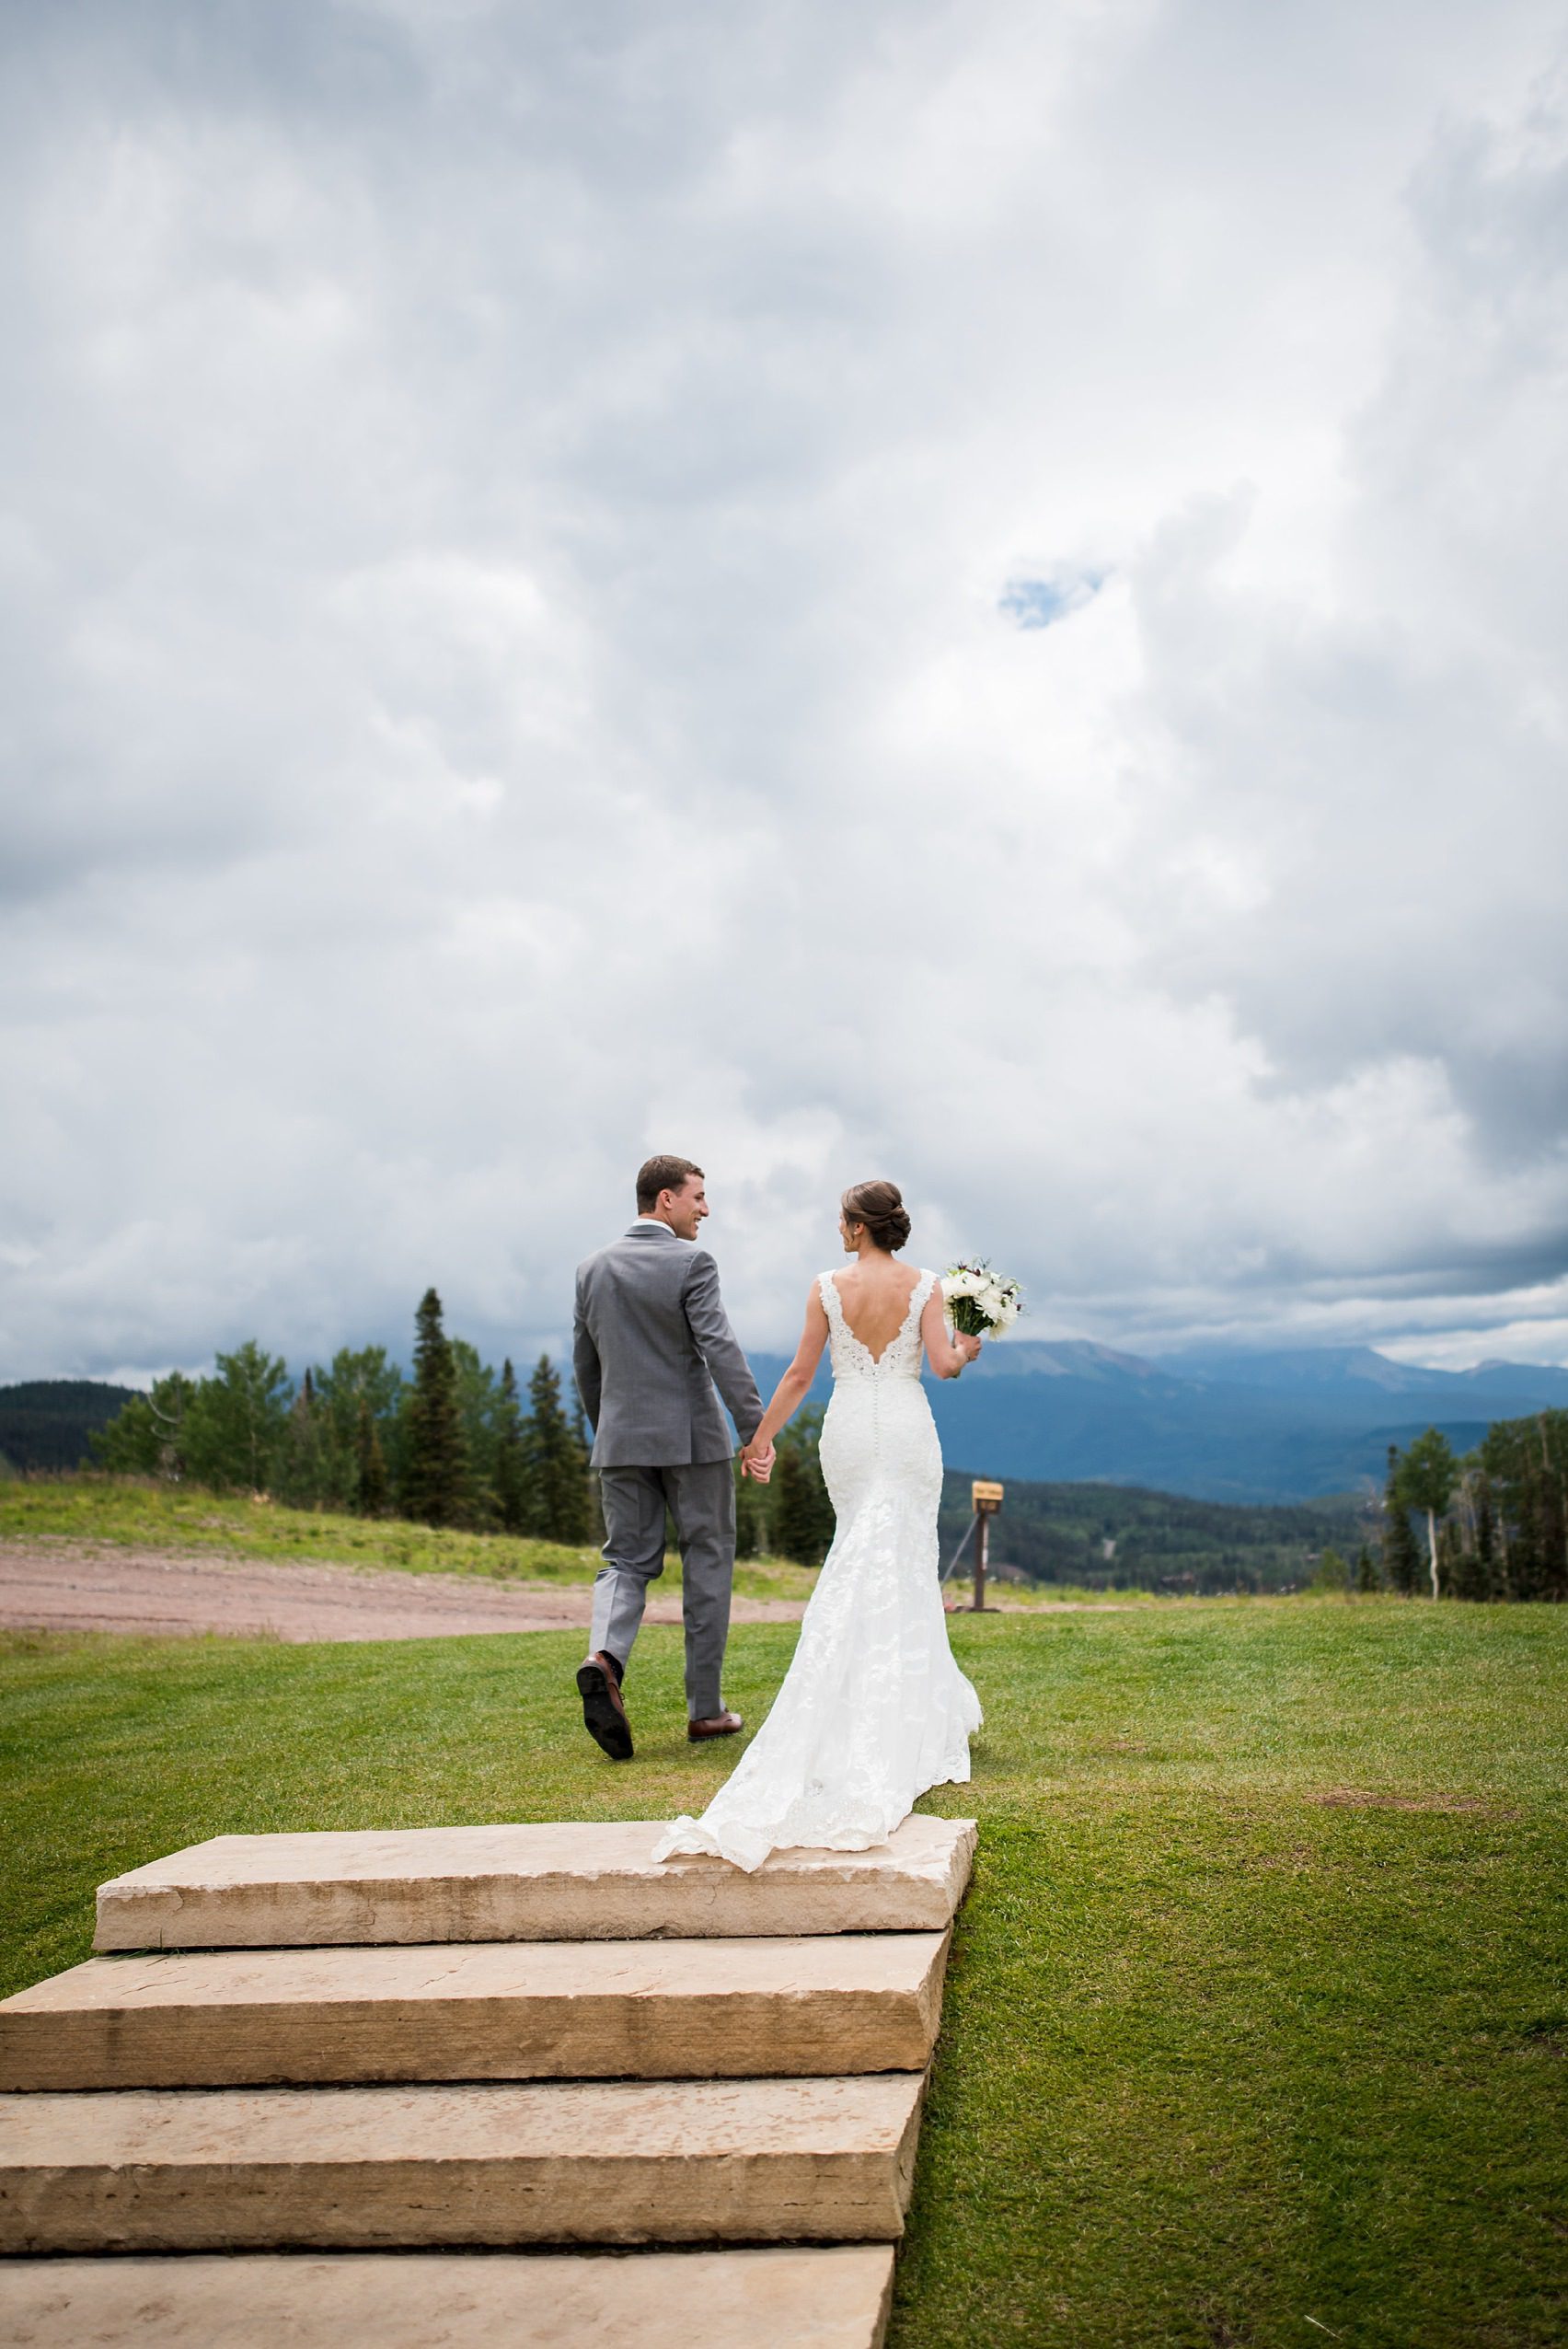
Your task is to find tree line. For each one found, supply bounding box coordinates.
[91,1288,837,1566]
[94,1289,594,1542]
[1366,1410,1568,1601]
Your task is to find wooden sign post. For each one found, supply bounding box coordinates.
[970,1479,1004,1612]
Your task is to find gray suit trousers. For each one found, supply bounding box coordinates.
[591,1460,735,1722]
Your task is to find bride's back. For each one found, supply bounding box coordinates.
[828,1257,923,1363]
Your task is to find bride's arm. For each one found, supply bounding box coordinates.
[740,1285,830,1476]
[922,1285,981,1380]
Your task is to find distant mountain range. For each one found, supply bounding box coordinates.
[752,1339,1568,1504]
[8,1341,1568,1508]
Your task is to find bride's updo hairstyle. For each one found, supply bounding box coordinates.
[841,1179,912,1254]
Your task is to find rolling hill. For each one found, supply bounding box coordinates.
[0,1381,138,1475]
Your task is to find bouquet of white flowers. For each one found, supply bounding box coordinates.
[941,1260,1024,1348]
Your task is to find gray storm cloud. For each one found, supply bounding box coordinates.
[2,0,1566,1383]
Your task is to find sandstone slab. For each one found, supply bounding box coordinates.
[0,2247,894,2348]
[94,1815,977,1949]
[0,2076,924,2251]
[0,1931,950,2090]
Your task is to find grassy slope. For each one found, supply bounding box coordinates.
[3,1602,1564,2345]
[0,1475,1140,1607]
[0,1476,819,1606]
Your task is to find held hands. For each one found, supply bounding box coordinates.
[740,1434,776,1484]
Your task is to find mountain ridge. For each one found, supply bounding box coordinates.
[748,1338,1568,1503]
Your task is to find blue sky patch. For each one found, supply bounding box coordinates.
[1000,573,1104,629]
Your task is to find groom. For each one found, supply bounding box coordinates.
[571,1154,773,1762]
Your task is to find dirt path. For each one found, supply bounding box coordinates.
[0,1542,809,1643]
[0,1541,1137,1644]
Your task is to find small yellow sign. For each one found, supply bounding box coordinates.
[972,1478,1004,1512]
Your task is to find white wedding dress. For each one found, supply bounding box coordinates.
[653,1267,982,1872]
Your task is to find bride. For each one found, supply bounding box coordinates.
[653,1178,984,1872]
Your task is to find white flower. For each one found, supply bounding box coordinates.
[943,1257,1023,1337]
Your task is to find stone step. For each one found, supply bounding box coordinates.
[0,2246,895,2349]
[94,1815,976,1950]
[0,2246,895,2347]
[0,1932,950,2091]
[0,2077,924,2252]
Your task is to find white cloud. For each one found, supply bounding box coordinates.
[3,0,1566,1384]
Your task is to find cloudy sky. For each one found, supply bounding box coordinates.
[4,0,1567,1385]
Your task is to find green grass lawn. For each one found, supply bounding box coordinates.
[3,1601,1565,2345]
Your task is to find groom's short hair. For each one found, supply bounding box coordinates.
[636,1153,703,1211]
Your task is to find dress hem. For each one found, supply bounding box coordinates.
[652,1757,975,1875]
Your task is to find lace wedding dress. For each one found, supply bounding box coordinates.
[653,1267,982,1872]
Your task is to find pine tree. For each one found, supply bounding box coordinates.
[93,1371,195,1481]
[1355,1543,1380,1594]
[526,1354,590,1544]
[1380,1444,1424,1596]
[1471,1408,1568,1601]
[401,1288,470,1528]
[1435,1516,1463,1600]
[771,1407,836,1568]
[572,1399,603,1545]
[275,1366,329,1508]
[91,1394,158,1475]
[494,1358,532,1534]
[1537,1414,1568,1602]
[451,1340,502,1528]
[1312,1545,1349,1594]
[317,1348,405,1500]
[147,1371,195,1484]
[733,1458,768,1558]
[354,1394,388,1517]
[1472,1470,1501,1599]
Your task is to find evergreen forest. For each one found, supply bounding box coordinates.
[87,1290,596,1545]
[1376,1416,1568,1601]
[76,1290,837,1566]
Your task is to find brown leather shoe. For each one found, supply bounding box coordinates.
[577,1652,633,1761]
[687,1710,744,1742]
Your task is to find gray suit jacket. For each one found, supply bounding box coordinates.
[572,1221,765,1468]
